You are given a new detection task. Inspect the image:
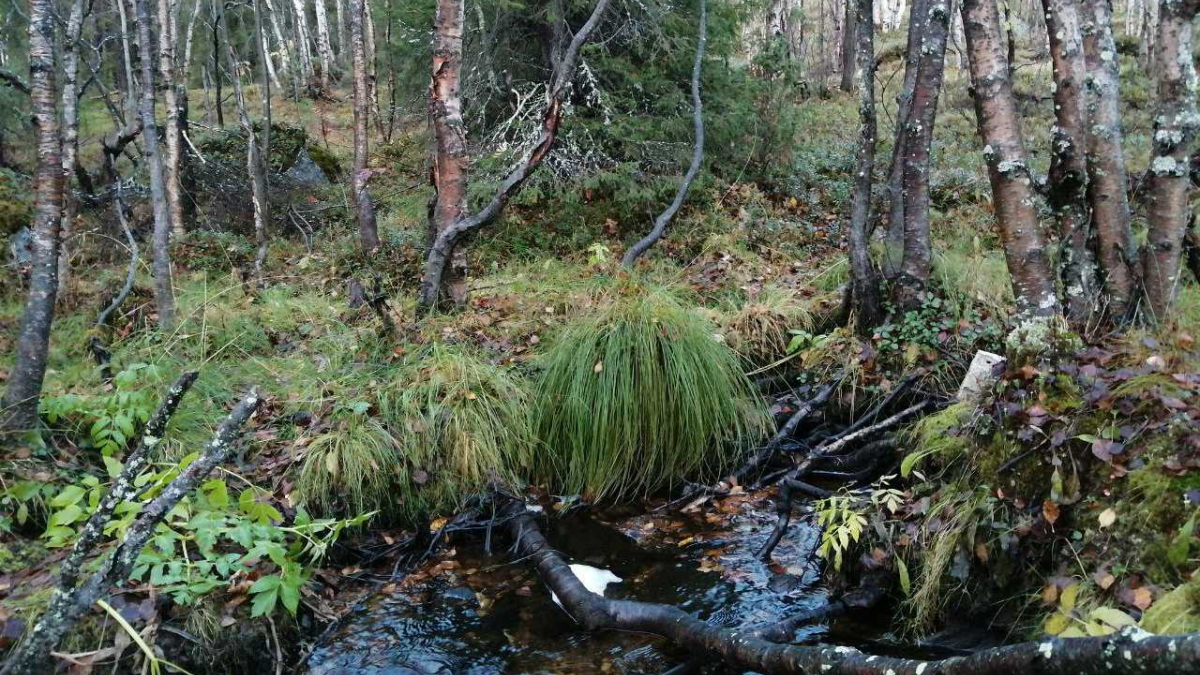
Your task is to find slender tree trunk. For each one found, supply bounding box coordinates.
[961,0,1061,318]
[1081,0,1136,318]
[116,0,138,122]
[335,0,349,64]
[1043,0,1096,324]
[840,0,856,92]
[211,0,224,127]
[896,0,951,303]
[0,0,63,437]
[158,0,186,238]
[428,0,470,305]
[416,0,613,313]
[290,0,316,86]
[135,0,178,329]
[57,0,85,293]
[182,0,204,80]
[219,0,272,281]
[313,0,335,94]
[351,0,378,251]
[262,0,290,79]
[1142,0,1200,320]
[884,0,931,261]
[364,0,384,138]
[622,0,706,266]
[848,0,882,332]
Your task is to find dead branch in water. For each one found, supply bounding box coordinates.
[502,496,1200,675]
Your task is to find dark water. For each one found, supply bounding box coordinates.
[306,498,832,675]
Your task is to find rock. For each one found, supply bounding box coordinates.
[439,585,478,606]
[957,350,1005,402]
[285,147,330,186]
[7,226,32,267]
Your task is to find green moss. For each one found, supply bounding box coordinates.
[306,142,342,181]
[901,402,974,477]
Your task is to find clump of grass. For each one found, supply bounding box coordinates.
[724,286,813,366]
[533,284,769,501]
[378,344,533,520]
[296,412,402,515]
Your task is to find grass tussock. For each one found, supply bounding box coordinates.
[533,285,769,501]
[724,286,813,366]
[296,413,402,515]
[378,345,533,520]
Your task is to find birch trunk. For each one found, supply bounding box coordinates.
[290,0,316,85]
[1043,0,1096,324]
[1142,0,1200,320]
[885,0,931,261]
[57,0,85,292]
[133,0,179,329]
[961,0,1061,318]
[158,0,186,238]
[313,0,336,94]
[0,0,63,436]
[848,0,882,332]
[428,0,470,306]
[351,0,379,251]
[897,0,951,302]
[1082,0,1137,317]
[840,0,856,91]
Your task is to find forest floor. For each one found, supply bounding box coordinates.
[2,37,1200,674]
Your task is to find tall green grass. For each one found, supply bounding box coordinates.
[377,345,533,520]
[533,286,769,501]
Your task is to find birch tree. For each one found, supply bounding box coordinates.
[0,0,63,436]
[961,0,1061,319]
[314,0,337,95]
[846,0,882,332]
[1142,0,1200,320]
[134,0,178,329]
[158,0,186,237]
[351,0,379,251]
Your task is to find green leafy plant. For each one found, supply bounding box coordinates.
[534,285,769,500]
[815,493,868,571]
[40,364,161,456]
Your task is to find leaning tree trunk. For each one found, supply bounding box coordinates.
[622,0,706,266]
[134,0,177,329]
[884,0,932,261]
[313,0,336,95]
[1082,0,1137,319]
[416,0,613,314]
[1042,0,1096,325]
[839,0,856,92]
[428,0,471,306]
[846,0,882,333]
[961,0,1061,319]
[57,0,85,293]
[158,0,186,238]
[896,0,951,304]
[351,0,379,251]
[0,0,63,437]
[1142,0,1200,321]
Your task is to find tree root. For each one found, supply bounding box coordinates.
[502,496,1200,675]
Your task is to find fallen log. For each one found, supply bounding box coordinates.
[503,497,1200,675]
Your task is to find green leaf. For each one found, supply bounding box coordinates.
[250,575,282,593]
[279,580,301,614]
[250,588,278,617]
[50,485,86,508]
[897,558,911,596]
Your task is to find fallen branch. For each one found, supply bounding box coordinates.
[2,385,261,675]
[504,496,1200,675]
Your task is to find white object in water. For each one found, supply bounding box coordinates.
[550,564,622,610]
